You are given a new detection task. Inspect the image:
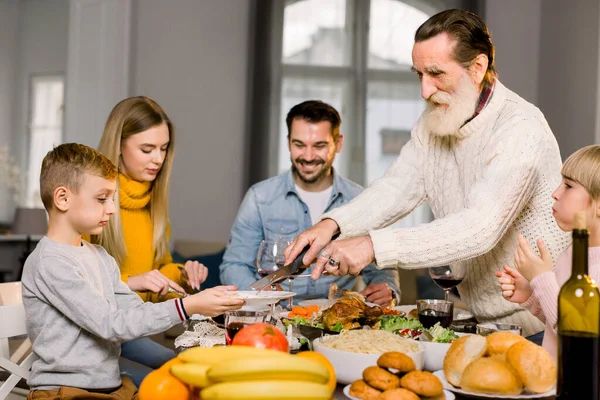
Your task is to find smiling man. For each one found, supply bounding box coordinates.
[285,9,570,340]
[219,100,400,306]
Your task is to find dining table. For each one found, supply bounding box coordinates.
[333,383,557,400]
[179,306,557,400]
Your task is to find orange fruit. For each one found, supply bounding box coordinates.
[138,369,190,400]
[158,357,184,371]
[296,351,337,394]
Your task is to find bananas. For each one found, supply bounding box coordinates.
[201,380,332,400]
[170,363,211,388]
[207,357,329,384]
[177,345,289,366]
[169,345,334,399]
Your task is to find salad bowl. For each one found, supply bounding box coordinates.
[379,315,461,372]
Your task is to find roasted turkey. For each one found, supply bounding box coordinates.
[321,290,382,330]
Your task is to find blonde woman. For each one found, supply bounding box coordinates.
[93,96,210,386]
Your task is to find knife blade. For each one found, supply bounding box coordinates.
[248,233,340,291]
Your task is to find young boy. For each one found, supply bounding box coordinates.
[21,143,244,399]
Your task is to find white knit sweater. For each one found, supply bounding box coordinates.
[324,81,570,336]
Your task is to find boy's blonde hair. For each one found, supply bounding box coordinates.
[40,143,118,211]
[562,145,600,200]
[94,96,175,266]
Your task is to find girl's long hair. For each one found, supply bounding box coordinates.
[92,96,175,265]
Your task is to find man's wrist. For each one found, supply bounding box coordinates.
[322,218,340,236]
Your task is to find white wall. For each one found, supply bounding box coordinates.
[130,0,251,243]
[486,0,600,160]
[0,0,20,222]
[13,0,69,165]
[484,0,541,105]
[537,0,600,159]
[0,0,69,223]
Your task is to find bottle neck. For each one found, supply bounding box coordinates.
[572,228,589,276]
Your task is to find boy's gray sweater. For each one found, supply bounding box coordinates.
[21,236,185,390]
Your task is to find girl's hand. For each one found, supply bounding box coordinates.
[514,233,553,281]
[183,260,208,291]
[182,285,245,317]
[127,270,186,295]
[495,265,533,303]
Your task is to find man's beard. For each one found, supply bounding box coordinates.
[291,158,332,185]
[421,74,481,136]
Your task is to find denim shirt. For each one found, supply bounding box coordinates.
[219,170,400,300]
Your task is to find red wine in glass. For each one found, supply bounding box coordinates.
[432,276,464,290]
[418,309,453,328]
[429,265,466,301]
[225,322,248,345]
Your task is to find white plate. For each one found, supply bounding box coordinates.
[432,370,556,399]
[343,384,455,400]
[226,291,296,305]
[298,299,334,309]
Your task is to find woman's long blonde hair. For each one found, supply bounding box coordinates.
[92,96,175,266]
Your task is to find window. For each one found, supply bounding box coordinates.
[270,0,465,227]
[26,75,64,207]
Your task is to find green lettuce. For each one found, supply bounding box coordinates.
[428,322,459,343]
[379,315,424,332]
[330,322,343,332]
[285,316,324,329]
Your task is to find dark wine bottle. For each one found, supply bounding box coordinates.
[557,212,600,399]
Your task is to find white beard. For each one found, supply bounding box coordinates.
[421,74,481,137]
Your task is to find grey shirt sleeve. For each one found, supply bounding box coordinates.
[34,253,182,342]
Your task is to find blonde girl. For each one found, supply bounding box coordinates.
[497,145,600,361]
[94,96,208,386]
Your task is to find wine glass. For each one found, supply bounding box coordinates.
[255,238,290,278]
[224,309,269,345]
[428,265,466,301]
[255,238,293,310]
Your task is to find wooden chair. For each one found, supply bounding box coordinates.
[0,282,36,399]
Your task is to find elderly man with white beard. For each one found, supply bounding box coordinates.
[284,9,570,340]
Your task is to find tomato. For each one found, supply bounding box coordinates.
[231,322,289,352]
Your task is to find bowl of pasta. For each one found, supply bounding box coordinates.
[313,330,425,385]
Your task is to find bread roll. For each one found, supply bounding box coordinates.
[443,334,487,387]
[378,388,420,400]
[350,379,382,400]
[460,357,523,395]
[399,370,443,397]
[485,332,527,360]
[363,366,401,391]
[506,341,556,393]
[378,352,416,373]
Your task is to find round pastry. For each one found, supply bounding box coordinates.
[485,331,527,360]
[349,379,382,400]
[506,340,556,393]
[419,393,446,400]
[443,334,487,387]
[363,366,401,391]
[460,357,523,395]
[377,351,416,373]
[378,387,420,400]
[399,370,443,397]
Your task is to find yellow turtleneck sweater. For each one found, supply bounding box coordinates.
[118,173,183,302]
